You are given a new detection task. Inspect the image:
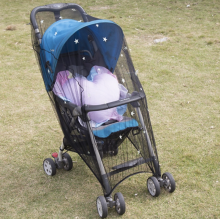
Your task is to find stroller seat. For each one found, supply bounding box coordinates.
[92,116,138,138]
[53,63,130,130]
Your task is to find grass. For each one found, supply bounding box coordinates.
[0,0,220,218]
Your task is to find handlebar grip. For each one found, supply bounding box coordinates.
[30,3,88,39]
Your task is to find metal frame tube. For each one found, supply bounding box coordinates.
[136,107,161,177]
[136,107,155,157]
[58,141,65,162]
[86,120,112,195]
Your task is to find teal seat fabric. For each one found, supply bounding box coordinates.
[92,117,139,138]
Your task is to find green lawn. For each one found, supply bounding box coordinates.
[0,0,219,218]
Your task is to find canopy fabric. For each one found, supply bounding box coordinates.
[39,19,124,91]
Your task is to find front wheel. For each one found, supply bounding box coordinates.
[96,196,108,218]
[162,172,176,193]
[147,176,160,197]
[43,158,56,176]
[114,192,126,215]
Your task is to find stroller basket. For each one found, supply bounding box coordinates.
[30,3,175,218]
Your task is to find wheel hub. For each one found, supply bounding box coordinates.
[148,179,156,196]
[97,199,103,216]
[44,160,52,175]
[115,198,121,212]
[163,176,171,190]
[63,157,69,169]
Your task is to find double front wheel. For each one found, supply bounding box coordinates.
[147,172,175,197]
[96,192,126,218]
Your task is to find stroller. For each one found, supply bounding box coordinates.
[30,3,175,218]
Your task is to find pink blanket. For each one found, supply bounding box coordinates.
[53,66,125,126]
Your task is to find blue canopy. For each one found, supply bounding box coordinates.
[40,19,124,91]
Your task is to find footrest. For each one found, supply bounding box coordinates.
[112,157,145,170]
[107,157,153,177]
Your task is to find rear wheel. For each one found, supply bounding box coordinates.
[62,153,73,171]
[147,176,160,197]
[43,158,56,176]
[96,196,108,218]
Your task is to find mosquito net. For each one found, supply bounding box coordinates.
[31,6,159,194]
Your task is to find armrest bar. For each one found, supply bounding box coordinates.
[83,91,145,113]
[55,95,77,112]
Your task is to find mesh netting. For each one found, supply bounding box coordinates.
[36,9,84,36]
[31,5,159,194]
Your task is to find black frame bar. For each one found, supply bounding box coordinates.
[30,3,89,41]
[82,91,145,113]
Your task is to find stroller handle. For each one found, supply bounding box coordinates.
[83,91,145,113]
[30,3,88,40]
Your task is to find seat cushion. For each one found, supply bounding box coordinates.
[92,117,139,138]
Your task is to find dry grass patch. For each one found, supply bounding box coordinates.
[5,25,16,31]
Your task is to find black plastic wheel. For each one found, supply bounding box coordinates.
[43,158,56,176]
[62,153,73,171]
[114,192,126,215]
[147,176,161,197]
[162,172,176,193]
[96,196,108,219]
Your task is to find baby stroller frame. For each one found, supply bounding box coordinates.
[30,3,176,218]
